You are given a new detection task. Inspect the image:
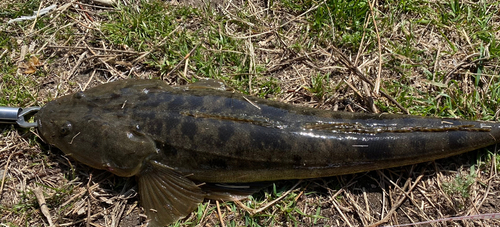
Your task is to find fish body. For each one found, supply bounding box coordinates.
[35,79,500,226]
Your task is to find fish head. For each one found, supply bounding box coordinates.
[35,86,157,178]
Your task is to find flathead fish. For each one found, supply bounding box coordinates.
[34,79,500,226]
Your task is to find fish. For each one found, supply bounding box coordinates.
[34,79,500,226]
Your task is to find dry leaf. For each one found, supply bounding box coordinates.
[20,56,43,74]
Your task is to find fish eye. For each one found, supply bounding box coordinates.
[60,121,72,136]
[73,91,85,99]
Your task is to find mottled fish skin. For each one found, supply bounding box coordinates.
[34,79,500,226]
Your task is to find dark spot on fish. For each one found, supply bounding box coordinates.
[116,113,126,118]
[181,121,197,140]
[261,105,288,119]
[168,96,186,109]
[91,140,100,149]
[155,140,178,156]
[184,95,204,111]
[136,108,157,120]
[217,125,234,143]
[262,161,277,170]
[410,134,426,153]
[146,118,163,135]
[166,117,180,132]
[110,92,121,99]
[232,147,245,157]
[293,155,302,166]
[201,96,226,113]
[229,98,248,110]
[362,135,391,161]
[155,92,174,103]
[249,129,292,151]
[82,114,95,122]
[448,131,467,150]
[208,158,228,169]
[135,93,169,108]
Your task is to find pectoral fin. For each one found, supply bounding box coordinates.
[138,160,205,227]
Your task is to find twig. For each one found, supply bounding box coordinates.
[58,212,102,226]
[83,69,97,91]
[344,79,364,100]
[132,25,183,64]
[111,200,126,227]
[30,0,44,33]
[197,200,210,226]
[344,191,370,225]
[60,188,87,208]
[383,213,500,227]
[49,1,76,26]
[332,196,354,227]
[0,152,13,201]
[76,2,115,9]
[86,173,93,227]
[182,58,190,81]
[215,200,226,227]
[67,15,98,31]
[67,51,87,80]
[368,175,423,227]
[354,11,371,66]
[363,80,379,113]
[228,0,326,39]
[243,96,261,110]
[367,0,382,96]
[470,147,497,216]
[84,42,126,79]
[363,189,372,222]
[444,53,487,78]
[165,44,199,79]
[69,132,81,144]
[0,49,8,59]
[432,46,442,81]
[266,50,324,73]
[331,46,409,114]
[33,187,55,227]
[77,2,94,22]
[235,180,302,215]
[49,45,143,54]
[266,55,308,73]
[245,37,256,94]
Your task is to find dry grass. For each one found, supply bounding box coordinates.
[1,0,500,226]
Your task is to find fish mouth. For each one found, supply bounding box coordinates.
[105,161,144,177]
[59,149,106,171]
[35,114,50,142]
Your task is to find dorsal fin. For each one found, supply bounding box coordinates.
[184,78,228,91]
